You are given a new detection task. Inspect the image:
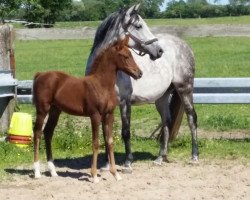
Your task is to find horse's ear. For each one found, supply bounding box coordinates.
[126,5,136,16]
[134,4,140,12]
[123,5,136,25]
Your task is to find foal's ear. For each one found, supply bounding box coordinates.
[123,36,129,46]
[116,37,129,51]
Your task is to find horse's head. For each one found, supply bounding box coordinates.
[113,37,142,80]
[121,4,163,60]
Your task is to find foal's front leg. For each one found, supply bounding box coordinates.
[102,113,122,181]
[90,114,101,183]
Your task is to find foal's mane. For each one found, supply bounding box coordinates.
[89,39,126,75]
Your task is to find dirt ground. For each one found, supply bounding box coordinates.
[0,159,249,200]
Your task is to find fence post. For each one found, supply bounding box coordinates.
[0,24,16,133]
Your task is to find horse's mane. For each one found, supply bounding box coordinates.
[90,9,125,55]
[86,6,139,74]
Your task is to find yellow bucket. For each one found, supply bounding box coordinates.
[8,112,33,147]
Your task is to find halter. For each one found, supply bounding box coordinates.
[122,13,158,56]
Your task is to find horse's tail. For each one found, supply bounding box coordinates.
[169,89,184,142]
[32,72,41,105]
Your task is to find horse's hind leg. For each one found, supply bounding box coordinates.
[43,106,61,177]
[33,111,47,178]
[154,90,172,165]
[176,85,199,161]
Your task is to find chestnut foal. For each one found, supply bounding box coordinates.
[33,37,142,183]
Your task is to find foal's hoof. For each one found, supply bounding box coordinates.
[93,176,100,184]
[50,171,58,177]
[114,173,122,181]
[34,172,42,179]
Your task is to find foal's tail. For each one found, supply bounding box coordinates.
[32,72,41,105]
[168,89,184,142]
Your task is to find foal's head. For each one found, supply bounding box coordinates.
[111,37,143,79]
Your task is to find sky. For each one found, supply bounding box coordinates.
[160,0,230,11]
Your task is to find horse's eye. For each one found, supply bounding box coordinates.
[135,23,142,30]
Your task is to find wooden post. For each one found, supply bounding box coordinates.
[0,24,16,134]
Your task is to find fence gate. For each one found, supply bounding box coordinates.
[0,24,16,133]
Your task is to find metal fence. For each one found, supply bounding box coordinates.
[17,77,250,104]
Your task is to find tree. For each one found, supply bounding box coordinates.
[21,0,71,24]
[165,0,187,18]
[0,0,21,23]
[39,0,72,24]
[22,0,44,23]
[140,0,164,18]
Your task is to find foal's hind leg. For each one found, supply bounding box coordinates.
[102,113,121,181]
[154,91,172,165]
[33,111,47,178]
[175,85,199,162]
[43,106,61,177]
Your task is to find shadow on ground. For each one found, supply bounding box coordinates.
[4,151,156,179]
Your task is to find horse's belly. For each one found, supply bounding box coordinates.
[130,59,172,104]
[131,78,168,104]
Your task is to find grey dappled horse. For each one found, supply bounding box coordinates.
[86,4,198,171]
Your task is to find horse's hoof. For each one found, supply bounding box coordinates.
[153,157,163,166]
[114,173,122,181]
[121,164,132,174]
[189,155,199,165]
[93,176,100,184]
[100,163,110,172]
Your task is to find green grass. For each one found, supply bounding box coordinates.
[145,16,250,26]
[186,37,250,77]
[15,37,250,80]
[15,39,92,80]
[11,15,250,29]
[56,16,250,28]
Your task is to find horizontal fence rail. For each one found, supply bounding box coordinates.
[16,78,250,104]
[0,71,17,98]
[193,78,250,104]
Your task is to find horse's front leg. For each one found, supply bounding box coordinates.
[90,114,101,183]
[119,98,133,172]
[102,113,121,181]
